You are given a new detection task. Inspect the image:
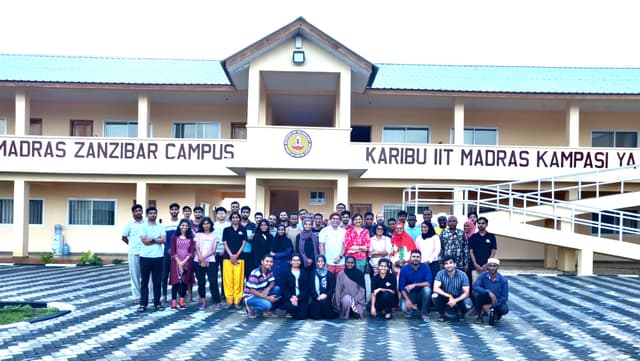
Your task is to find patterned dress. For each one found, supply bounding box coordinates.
[170,236,194,285]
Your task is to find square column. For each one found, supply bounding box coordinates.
[453,100,464,145]
[576,248,594,276]
[335,175,349,208]
[247,67,262,127]
[336,70,351,129]
[15,89,30,136]
[137,94,150,138]
[12,179,30,257]
[136,182,148,209]
[566,104,580,147]
[245,173,258,211]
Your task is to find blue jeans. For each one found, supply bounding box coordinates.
[245,286,281,313]
[401,286,432,315]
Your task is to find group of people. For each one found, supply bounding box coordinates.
[121,201,509,325]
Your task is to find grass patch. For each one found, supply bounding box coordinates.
[0,305,59,325]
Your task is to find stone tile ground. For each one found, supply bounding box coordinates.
[0,265,638,361]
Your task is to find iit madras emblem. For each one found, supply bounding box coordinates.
[283,130,312,158]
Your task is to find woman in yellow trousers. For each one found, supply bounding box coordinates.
[222,212,247,308]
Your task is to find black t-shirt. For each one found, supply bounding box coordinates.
[469,232,497,266]
[223,224,248,259]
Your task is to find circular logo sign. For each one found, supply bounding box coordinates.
[284,130,312,158]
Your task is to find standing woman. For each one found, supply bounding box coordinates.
[222,212,247,309]
[281,253,310,319]
[194,217,221,311]
[333,256,366,319]
[170,219,195,309]
[370,258,397,319]
[297,219,319,271]
[270,224,293,286]
[252,219,273,270]
[369,224,392,275]
[344,213,371,273]
[416,221,441,282]
[309,255,336,319]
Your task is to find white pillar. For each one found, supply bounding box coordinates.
[137,94,150,138]
[245,172,258,211]
[255,181,265,214]
[453,100,464,145]
[136,182,148,209]
[12,179,29,257]
[453,189,464,218]
[566,103,580,147]
[247,67,261,128]
[335,175,349,209]
[576,248,594,276]
[337,70,352,129]
[15,89,30,136]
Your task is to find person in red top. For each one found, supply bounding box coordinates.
[390,222,417,274]
[343,213,370,273]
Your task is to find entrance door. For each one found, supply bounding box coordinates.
[270,190,298,215]
[350,203,372,215]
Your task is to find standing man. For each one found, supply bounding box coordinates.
[161,203,180,303]
[435,215,447,235]
[222,211,247,309]
[440,215,469,272]
[433,256,470,322]
[363,212,376,236]
[121,204,150,303]
[396,210,408,225]
[182,205,192,220]
[312,213,324,234]
[398,250,433,322]
[138,207,166,312]
[278,210,289,227]
[213,206,230,302]
[254,212,264,225]
[335,203,346,214]
[286,212,300,249]
[422,208,437,229]
[230,201,240,214]
[385,217,397,238]
[268,213,278,236]
[376,213,386,226]
[244,254,281,318]
[190,206,204,234]
[469,217,497,283]
[340,210,351,229]
[319,212,346,276]
[473,258,509,325]
[404,213,421,241]
[240,205,257,278]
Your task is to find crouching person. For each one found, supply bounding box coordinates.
[473,258,509,325]
[244,254,281,318]
[433,256,470,322]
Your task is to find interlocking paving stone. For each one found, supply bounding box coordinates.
[0,265,638,360]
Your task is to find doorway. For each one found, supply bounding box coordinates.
[270,190,299,214]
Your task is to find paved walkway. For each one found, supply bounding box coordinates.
[0,265,638,361]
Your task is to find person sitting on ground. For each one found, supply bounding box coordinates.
[399,249,433,322]
[433,256,470,322]
[370,258,397,320]
[244,254,281,318]
[309,255,337,319]
[280,253,310,319]
[473,258,509,325]
[333,256,366,319]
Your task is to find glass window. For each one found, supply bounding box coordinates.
[592,131,638,148]
[173,122,220,139]
[591,209,638,234]
[0,117,7,135]
[104,121,137,137]
[68,199,115,225]
[0,199,44,224]
[382,127,429,144]
[309,191,326,206]
[460,128,498,145]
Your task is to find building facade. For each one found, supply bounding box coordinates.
[1,18,639,263]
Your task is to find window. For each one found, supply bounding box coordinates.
[0,199,44,224]
[231,122,247,139]
[29,118,43,135]
[173,122,220,139]
[592,131,638,148]
[309,191,326,206]
[0,117,7,135]
[464,128,497,145]
[68,199,116,225]
[104,121,137,137]
[591,209,638,235]
[351,126,371,142]
[70,120,93,136]
[382,127,429,144]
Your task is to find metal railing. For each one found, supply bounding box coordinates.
[403,165,640,241]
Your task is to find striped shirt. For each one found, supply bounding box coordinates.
[244,267,274,297]
[435,269,469,297]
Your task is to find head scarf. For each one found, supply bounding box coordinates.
[343,256,366,289]
[271,224,291,253]
[421,221,436,239]
[314,255,329,294]
[391,223,416,250]
[464,220,476,240]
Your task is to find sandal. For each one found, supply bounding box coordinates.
[384,313,392,320]
[137,306,146,312]
[155,305,165,311]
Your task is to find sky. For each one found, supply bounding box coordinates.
[2,0,640,67]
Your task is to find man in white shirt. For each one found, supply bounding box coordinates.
[121,204,151,303]
[138,207,166,312]
[319,212,346,276]
[213,206,231,301]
